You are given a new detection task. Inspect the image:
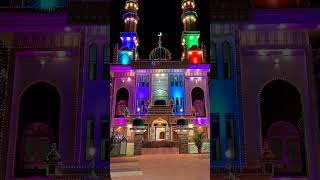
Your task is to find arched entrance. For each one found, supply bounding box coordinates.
[260,80,306,175]
[191,87,206,117]
[152,118,169,142]
[154,99,166,105]
[152,89,168,105]
[16,82,60,177]
[115,88,129,117]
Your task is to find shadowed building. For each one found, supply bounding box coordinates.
[0,0,111,179]
[210,0,320,179]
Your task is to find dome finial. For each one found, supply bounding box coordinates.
[158,32,162,47]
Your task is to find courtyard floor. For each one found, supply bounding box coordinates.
[111,148,210,180]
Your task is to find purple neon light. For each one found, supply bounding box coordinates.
[117,118,126,126]
[110,65,132,72]
[188,64,210,70]
[194,118,207,125]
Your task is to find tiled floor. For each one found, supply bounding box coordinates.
[111,148,210,180]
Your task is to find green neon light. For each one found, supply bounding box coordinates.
[183,32,200,49]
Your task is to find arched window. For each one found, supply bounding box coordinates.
[222,41,232,79]
[170,75,174,87]
[179,75,183,87]
[137,75,140,87]
[89,43,97,80]
[175,75,178,86]
[141,76,145,87]
[103,43,110,80]
[115,88,129,117]
[146,76,149,87]
[191,87,206,117]
[210,42,217,79]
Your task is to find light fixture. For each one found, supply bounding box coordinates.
[248,24,255,30]
[282,49,291,56]
[64,26,72,32]
[258,49,267,56]
[278,24,286,30]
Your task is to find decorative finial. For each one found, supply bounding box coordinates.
[158,32,162,47]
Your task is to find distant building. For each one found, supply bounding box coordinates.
[110,0,210,151]
[210,0,320,179]
[0,0,111,179]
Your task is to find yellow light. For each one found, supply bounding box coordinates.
[198,51,202,55]
[188,51,192,55]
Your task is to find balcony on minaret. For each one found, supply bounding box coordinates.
[120,32,138,50]
[187,45,203,64]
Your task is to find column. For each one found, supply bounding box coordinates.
[134,132,144,155]
[178,132,189,154]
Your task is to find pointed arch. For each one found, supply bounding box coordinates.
[16,81,60,176]
[210,42,217,79]
[260,79,306,174]
[222,41,232,79]
[89,43,97,80]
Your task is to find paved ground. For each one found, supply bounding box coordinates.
[111,148,210,180]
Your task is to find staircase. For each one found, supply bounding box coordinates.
[147,105,172,115]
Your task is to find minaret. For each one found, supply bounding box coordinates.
[116,0,140,64]
[181,0,197,31]
[123,0,139,32]
[181,0,204,64]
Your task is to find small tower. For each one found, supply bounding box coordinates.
[116,0,140,64]
[181,0,204,64]
[181,0,197,31]
[123,0,139,32]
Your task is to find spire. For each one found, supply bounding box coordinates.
[181,0,197,31]
[158,32,162,47]
[123,0,140,32]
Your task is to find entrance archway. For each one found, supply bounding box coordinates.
[154,99,166,105]
[191,87,206,117]
[16,82,60,177]
[115,88,129,117]
[152,118,169,142]
[260,80,306,175]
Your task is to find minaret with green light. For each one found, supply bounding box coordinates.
[181,0,205,64]
[116,0,140,65]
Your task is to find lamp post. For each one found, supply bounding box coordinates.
[224,150,236,180]
[88,147,98,178]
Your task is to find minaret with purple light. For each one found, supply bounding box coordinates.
[116,0,140,64]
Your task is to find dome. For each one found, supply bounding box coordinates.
[132,118,144,127]
[149,46,172,60]
[177,118,188,126]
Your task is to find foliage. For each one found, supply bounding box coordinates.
[192,131,205,150]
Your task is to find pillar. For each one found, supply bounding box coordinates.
[178,132,189,154]
[134,133,144,155]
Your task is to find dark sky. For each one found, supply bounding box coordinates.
[111,0,210,62]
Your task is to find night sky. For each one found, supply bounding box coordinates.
[111,0,210,62]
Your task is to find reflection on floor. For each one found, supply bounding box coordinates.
[111,148,209,180]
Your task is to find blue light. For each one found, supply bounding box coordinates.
[120,32,137,50]
[118,50,132,65]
